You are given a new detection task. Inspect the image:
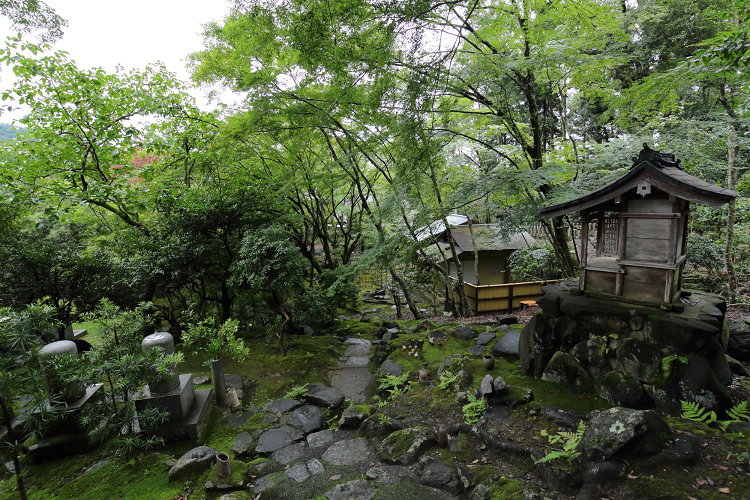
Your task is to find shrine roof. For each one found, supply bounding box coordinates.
[539,145,738,218]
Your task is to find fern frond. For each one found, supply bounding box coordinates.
[727,401,750,422]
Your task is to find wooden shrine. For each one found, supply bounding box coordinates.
[539,144,737,305]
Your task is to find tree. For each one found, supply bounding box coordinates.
[231,225,305,353]
[0,301,77,500]
[0,0,66,42]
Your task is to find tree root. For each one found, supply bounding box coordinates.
[448,423,557,485]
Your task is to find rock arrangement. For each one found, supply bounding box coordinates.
[520,280,734,416]
[162,335,704,500]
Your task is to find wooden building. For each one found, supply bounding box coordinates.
[539,145,737,305]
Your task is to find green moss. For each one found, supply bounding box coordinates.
[602,371,624,388]
[354,404,374,417]
[206,459,247,486]
[487,477,526,499]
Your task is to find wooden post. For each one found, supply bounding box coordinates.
[580,214,589,291]
[615,214,627,296]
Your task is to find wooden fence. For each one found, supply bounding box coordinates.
[456,279,561,314]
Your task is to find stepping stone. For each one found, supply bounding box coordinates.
[344,341,372,358]
[365,465,410,485]
[271,442,306,464]
[231,431,254,457]
[468,345,485,356]
[321,437,374,466]
[284,459,325,482]
[301,385,344,409]
[263,398,301,415]
[379,360,403,376]
[344,338,371,344]
[452,325,478,340]
[476,331,496,346]
[289,405,324,433]
[255,426,304,456]
[492,330,521,357]
[227,410,253,430]
[307,429,334,448]
[324,479,378,500]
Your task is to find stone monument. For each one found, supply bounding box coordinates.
[134,332,213,441]
[28,340,103,461]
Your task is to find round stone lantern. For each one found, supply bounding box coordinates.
[141,332,181,394]
[38,340,86,403]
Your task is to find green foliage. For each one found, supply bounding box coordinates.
[661,355,688,379]
[680,400,717,425]
[377,372,411,404]
[685,234,725,292]
[509,243,564,282]
[182,312,249,363]
[536,421,586,464]
[292,288,336,329]
[438,371,460,391]
[462,394,487,425]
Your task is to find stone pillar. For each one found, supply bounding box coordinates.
[141,332,181,394]
[38,340,86,403]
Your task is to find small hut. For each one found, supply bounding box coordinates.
[539,145,737,305]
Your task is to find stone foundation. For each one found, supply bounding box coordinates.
[520,279,732,416]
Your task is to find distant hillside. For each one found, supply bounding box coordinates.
[0,123,24,141]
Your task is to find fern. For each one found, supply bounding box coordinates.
[462,395,487,425]
[681,400,717,424]
[720,401,750,430]
[438,371,459,391]
[536,421,586,464]
[662,355,688,378]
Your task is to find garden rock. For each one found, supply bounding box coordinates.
[452,325,478,340]
[577,407,671,462]
[726,319,750,361]
[378,426,436,465]
[365,465,410,485]
[255,426,305,456]
[379,359,403,376]
[324,479,378,500]
[416,456,458,494]
[726,355,748,376]
[168,446,220,480]
[599,372,653,409]
[227,410,253,430]
[468,345,485,356]
[339,404,371,428]
[660,435,699,465]
[205,459,249,492]
[647,356,732,416]
[301,385,344,409]
[496,314,518,325]
[542,352,594,392]
[476,331,496,346]
[455,463,477,491]
[193,375,210,385]
[321,437,374,465]
[493,376,509,396]
[264,398,301,415]
[231,432,255,458]
[289,405,324,433]
[492,330,521,357]
[359,414,403,438]
[285,459,324,482]
[271,441,306,464]
[478,374,494,397]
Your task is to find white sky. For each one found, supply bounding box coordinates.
[0,0,235,121]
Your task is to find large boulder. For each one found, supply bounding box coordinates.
[519,312,556,377]
[726,319,750,361]
[599,372,653,409]
[169,446,220,481]
[378,427,436,465]
[577,407,671,462]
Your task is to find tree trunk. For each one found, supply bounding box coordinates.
[388,268,422,319]
[467,218,481,286]
[725,128,738,303]
[442,223,473,317]
[542,217,577,278]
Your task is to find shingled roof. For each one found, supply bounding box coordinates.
[539,145,738,218]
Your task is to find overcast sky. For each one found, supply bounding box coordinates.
[1,0,234,121]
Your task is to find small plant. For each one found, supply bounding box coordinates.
[439,371,460,391]
[462,394,487,425]
[661,354,688,378]
[377,372,411,402]
[536,421,586,464]
[680,400,750,430]
[284,384,308,400]
[326,413,340,429]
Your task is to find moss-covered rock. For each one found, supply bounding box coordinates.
[378,426,436,465]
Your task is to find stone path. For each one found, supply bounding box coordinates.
[329,338,375,403]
